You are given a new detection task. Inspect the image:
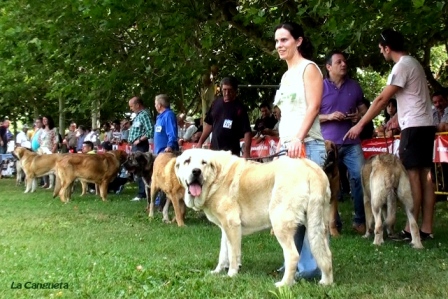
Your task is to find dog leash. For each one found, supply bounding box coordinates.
[245,149,288,161]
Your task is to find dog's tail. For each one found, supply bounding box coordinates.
[306,180,332,277]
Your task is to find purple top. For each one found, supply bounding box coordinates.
[320,78,364,145]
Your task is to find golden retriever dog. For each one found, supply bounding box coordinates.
[323,140,340,236]
[361,154,423,248]
[53,150,127,202]
[175,149,333,287]
[150,153,186,226]
[12,147,65,193]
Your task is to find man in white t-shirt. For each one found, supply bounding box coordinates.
[15,125,30,148]
[345,29,436,241]
[84,127,100,146]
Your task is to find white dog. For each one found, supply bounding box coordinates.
[175,149,333,287]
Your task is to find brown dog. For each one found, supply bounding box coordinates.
[150,153,186,226]
[12,147,65,193]
[323,140,340,237]
[361,154,423,248]
[53,150,127,202]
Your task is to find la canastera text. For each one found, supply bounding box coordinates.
[11,281,69,289]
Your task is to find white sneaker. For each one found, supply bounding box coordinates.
[130,197,142,202]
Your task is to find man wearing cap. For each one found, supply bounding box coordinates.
[181,116,198,142]
[16,124,30,148]
[345,28,436,241]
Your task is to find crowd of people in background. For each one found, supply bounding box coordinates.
[1,23,447,283]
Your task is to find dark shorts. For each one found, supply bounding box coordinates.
[399,126,436,169]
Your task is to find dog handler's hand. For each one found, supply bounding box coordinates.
[287,139,304,159]
[344,123,363,141]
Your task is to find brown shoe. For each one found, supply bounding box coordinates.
[352,223,366,235]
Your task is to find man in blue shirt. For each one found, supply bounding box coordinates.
[154,94,178,154]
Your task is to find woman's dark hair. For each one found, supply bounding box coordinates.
[384,98,397,122]
[43,115,55,130]
[274,22,314,60]
[379,28,406,52]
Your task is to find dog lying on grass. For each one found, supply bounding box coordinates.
[361,153,423,249]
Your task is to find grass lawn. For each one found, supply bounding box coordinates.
[0,177,447,299]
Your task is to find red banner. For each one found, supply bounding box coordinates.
[250,137,279,158]
[362,135,448,163]
[361,137,400,159]
[434,134,448,163]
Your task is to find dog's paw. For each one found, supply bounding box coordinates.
[362,233,370,239]
[411,241,424,249]
[274,280,294,288]
[373,238,384,246]
[210,269,222,275]
[319,278,333,285]
[227,268,238,277]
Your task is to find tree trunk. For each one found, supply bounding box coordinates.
[92,98,100,130]
[58,97,65,136]
[201,81,215,121]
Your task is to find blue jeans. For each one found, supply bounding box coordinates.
[132,142,149,198]
[338,143,365,225]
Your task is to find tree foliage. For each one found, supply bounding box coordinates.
[0,0,447,128]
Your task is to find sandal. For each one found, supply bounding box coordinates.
[419,230,434,241]
[391,230,412,241]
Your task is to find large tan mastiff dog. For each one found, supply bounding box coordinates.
[175,149,333,287]
[12,147,64,193]
[53,150,127,202]
[361,153,423,248]
[150,153,186,226]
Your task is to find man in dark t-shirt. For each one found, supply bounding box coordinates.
[197,76,252,157]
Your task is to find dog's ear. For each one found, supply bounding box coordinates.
[208,156,222,182]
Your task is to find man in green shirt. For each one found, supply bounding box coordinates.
[128,96,154,201]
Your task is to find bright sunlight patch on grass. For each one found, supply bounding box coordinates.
[0,178,447,298]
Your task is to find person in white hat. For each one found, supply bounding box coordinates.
[180,116,197,142]
[16,124,30,148]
